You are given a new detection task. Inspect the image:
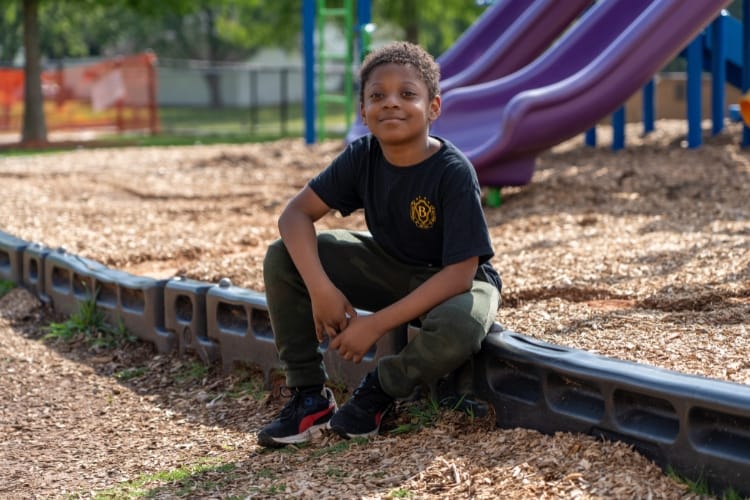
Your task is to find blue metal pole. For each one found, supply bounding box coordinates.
[585,128,596,147]
[612,106,625,150]
[643,79,655,135]
[357,0,372,61]
[711,13,726,136]
[303,0,316,145]
[743,0,750,147]
[686,36,703,148]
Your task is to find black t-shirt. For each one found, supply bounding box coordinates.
[309,135,501,291]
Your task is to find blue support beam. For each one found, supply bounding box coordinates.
[686,36,703,148]
[711,13,726,136]
[612,106,625,150]
[303,0,316,145]
[643,79,655,135]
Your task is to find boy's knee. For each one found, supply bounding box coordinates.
[425,304,487,349]
[263,239,292,278]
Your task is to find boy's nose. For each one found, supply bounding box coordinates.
[382,94,399,107]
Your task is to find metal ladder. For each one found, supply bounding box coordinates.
[316,0,354,140]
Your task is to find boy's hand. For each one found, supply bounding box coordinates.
[330,315,381,364]
[310,284,357,343]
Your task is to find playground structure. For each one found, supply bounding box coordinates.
[332,0,749,187]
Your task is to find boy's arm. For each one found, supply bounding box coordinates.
[277,185,356,340]
[330,256,479,363]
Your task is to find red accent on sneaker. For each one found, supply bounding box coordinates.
[298,405,334,433]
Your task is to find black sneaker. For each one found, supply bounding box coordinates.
[257,386,337,448]
[329,370,394,439]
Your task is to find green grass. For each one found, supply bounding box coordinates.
[388,487,415,498]
[114,366,149,381]
[1,103,351,156]
[389,399,442,435]
[43,289,137,348]
[666,467,744,499]
[174,360,210,384]
[0,280,14,298]
[90,459,237,499]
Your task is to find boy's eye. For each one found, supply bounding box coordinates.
[401,90,416,98]
[369,92,383,101]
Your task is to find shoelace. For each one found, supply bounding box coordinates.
[353,379,391,411]
[277,386,303,420]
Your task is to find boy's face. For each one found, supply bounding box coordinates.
[360,63,440,147]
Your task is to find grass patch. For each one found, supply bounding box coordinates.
[311,437,369,458]
[666,467,743,499]
[90,459,237,499]
[225,366,267,401]
[114,366,149,381]
[0,104,350,156]
[389,399,442,435]
[174,360,210,384]
[43,290,137,348]
[0,280,14,298]
[388,487,415,498]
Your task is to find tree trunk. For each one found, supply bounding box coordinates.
[204,70,224,108]
[21,0,47,144]
[402,0,419,44]
[204,7,223,108]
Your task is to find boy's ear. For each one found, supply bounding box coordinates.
[429,95,441,122]
[360,102,367,124]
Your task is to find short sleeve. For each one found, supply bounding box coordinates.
[308,139,366,216]
[440,161,494,266]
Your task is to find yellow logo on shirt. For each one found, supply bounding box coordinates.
[410,196,436,229]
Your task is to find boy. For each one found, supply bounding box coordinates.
[258,41,501,448]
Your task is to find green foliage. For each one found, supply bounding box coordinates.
[310,437,368,458]
[0,280,14,298]
[388,487,415,498]
[373,0,489,56]
[175,359,209,383]
[43,290,136,348]
[91,459,237,498]
[114,366,149,381]
[0,2,22,62]
[389,399,442,435]
[113,0,301,62]
[666,466,743,499]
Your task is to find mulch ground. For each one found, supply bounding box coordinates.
[0,119,748,498]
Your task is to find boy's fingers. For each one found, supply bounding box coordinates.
[345,305,357,319]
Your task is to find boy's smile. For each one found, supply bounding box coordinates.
[360,63,441,157]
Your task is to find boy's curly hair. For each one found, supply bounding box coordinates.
[358,41,441,104]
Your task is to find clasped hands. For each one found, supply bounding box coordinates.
[311,287,380,364]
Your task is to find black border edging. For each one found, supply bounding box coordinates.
[475,330,750,497]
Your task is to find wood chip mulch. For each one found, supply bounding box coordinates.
[1,119,747,498]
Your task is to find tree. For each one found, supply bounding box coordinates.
[373,0,489,56]
[0,2,23,63]
[21,0,45,144]
[124,0,300,108]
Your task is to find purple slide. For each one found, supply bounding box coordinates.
[430,0,731,187]
[345,0,591,143]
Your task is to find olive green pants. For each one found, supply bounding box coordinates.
[263,229,500,399]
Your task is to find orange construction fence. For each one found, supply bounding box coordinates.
[0,52,159,135]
